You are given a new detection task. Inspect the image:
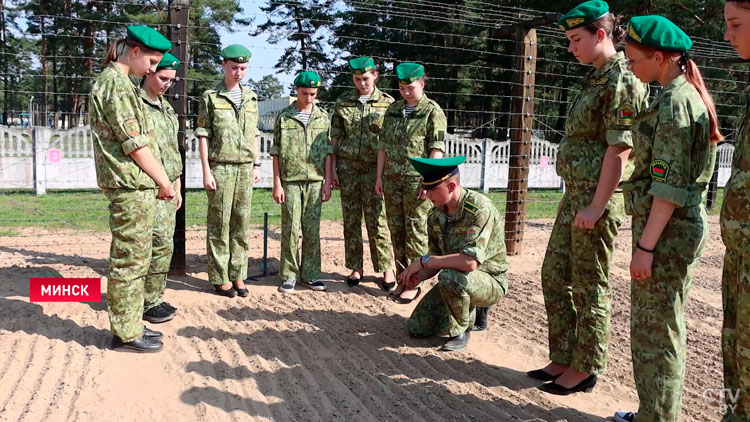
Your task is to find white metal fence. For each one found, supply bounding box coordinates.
[0,124,735,194]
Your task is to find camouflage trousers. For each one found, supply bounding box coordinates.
[143,182,178,311]
[339,160,392,273]
[631,206,708,422]
[280,181,322,283]
[206,162,254,285]
[408,269,507,337]
[384,176,430,274]
[541,189,623,375]
[721,218,750,421]
[103,188,156,342]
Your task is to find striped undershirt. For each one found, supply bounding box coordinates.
[296,111,311,126]
[228,89,242,107]
[404,104,416,116]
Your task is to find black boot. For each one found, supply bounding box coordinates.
[473,306,489,331]
[441,330,471,351]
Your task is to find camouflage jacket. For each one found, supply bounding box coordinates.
[330,88,394,164]
[623,74,716,216]
[721,86,750,233]
[90,62,162,190]
[378,94,447,178]
[428,189,510,285]
[141,90,182,182]
[557,52,649,187]
[195,82,259,163]
[270,103,333,182]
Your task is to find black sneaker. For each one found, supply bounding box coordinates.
[143,304,175,323]
[160,301,178,314]
[302,280,326,291]
[278,279,296,294]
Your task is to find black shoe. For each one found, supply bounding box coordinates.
[473,306,489,331]
[233,281,249,297]
[143,303,175,323]
[526,368,562,382]
[539,374,597,395]
[143,327,163,339]
[111,335,163,353]
[160,301,178,313]
[214,284,238,298]
[381,280,396,291]
[346,276,360,287]
[441,330,471,351]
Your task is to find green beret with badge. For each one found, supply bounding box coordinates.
[408,156,466,190]
[626,15,693,52]
[221,44,252,63]
[558,0,610,30]
[349,57,375,75]
[294,71,322,88]
[396,62,425,85]
[126,25,172,53]
[156,52,180,70]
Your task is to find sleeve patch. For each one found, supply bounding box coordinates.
[197,115,206,128]
[123,119,140,137]
[617,104,636,126]
[650,160,670,183]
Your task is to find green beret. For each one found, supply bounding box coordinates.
[221,44,252,63]
[408,156,466,190]
[558,0,610,30]
[396,62,425,85]
[627,15,693,52]
[156,52,179,70]
[126,25,172,53]
[294,71,322,88]
[348,57,375,75]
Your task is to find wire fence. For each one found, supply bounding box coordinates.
[0,0,746,257]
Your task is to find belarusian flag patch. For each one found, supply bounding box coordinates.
[617,104,635,126]
[650,160,669,183]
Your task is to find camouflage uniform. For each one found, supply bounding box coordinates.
[623,74,715,421]
[378,94,446,272]
[542,52,649,375]
[271,103,332,282]
[90,63,163,342]
[721,87,750,420]
[195,82,259,285]
[408,189,509,337]
[141,90,182,311]
[331,88,394,273]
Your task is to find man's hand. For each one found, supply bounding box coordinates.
[253,167,262,184]
[273,182,285,204]
[203,171,217,191]
[322,183,332,202]
[331,170,340,189]
[157,182,175,200]
[398,258,423,288]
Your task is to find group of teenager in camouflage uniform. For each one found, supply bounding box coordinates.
[89,0,750,419]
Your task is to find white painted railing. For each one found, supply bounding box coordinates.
[0,124,735,194]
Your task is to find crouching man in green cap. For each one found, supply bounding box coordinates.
[399,156,509,351]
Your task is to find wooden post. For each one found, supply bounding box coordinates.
[168,0,189,274]
[504,28,536,255]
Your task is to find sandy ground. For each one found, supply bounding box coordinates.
[0,217,727,422]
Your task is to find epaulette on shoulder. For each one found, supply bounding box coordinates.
[464,201,478,214]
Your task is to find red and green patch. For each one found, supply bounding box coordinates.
[650,159,670,183]
[617,105,636,126]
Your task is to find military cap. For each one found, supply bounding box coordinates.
[156,52,180,70]
[408,156,466,190]
[349,57,375,75]
[126,25,172,53]
[558,0,610,30]
[221,44,252,63]
[396,62,425,85]
[294,71,322,88]
[627,15,693,52]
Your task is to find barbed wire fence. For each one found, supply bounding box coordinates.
[0,0,746,270]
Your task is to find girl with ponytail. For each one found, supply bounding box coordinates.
[720,1,750,418]
[614,15,719,422]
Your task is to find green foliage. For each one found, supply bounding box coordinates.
[246,74,285,99]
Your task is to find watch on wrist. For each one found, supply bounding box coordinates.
[420,255,431,268]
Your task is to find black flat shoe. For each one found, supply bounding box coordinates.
[473,306,489,331]
[381,280,396,291]
[441,330,471,351]
[143,327,163,339]
[346,276,361,287]
[395,287,422,304]
[214,284,237,298]
[526,368,562,382]
[539,374,597,395]
[233,281,249,297]
[111,335,163,353]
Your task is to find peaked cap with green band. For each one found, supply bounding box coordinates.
[157,52,180,70]
[126,25,172,53]
[349,57,375,75]
[626,15,693,52]
[396,62,425,85]
[294,71,322,88]
[409,156,466,190]
[558,0,610,30]
[221,44,252,63]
